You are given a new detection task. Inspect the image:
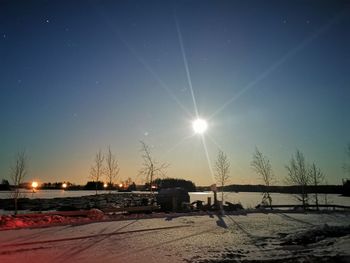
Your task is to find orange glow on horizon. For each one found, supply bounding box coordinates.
[31,181,38,188]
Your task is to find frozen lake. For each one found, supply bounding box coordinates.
[1,190,349,208]
[190,191,350,208]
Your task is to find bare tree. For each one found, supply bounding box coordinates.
[10,150,27,215]
[90,150,104,195]
[343,143,350,176]
[214,150,230,203]
[285,150,310,209]
[139,141,168,193]
[323,180,329,207]
[105,146,120,193]
[251,147,274,208]
[308,163,324,210]
[123,177,133,188]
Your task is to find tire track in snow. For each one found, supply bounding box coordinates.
[0,225,191,248]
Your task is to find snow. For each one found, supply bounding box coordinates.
[0,212,349,262]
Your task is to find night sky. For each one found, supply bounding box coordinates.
[1,0,349,186]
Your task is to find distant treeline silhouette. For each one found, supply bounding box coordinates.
[153,178,196,192]
[0,179,10,190]
[196,182,349,195]
[38,181,137,191]
[1,178,349,196]
[343,179,350,196]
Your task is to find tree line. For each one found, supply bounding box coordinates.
[213,145,350,210]
[3,142,350,214]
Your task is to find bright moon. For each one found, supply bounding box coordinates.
[193,118,208,134]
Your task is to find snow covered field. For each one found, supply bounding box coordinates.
[0,212,349,262]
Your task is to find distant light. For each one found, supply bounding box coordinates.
[119,183,123,188]
[103,183,108,188]
[62,183,67,189]
[32,181,38,188]
[192,118,208,134]
[151,185,157,189]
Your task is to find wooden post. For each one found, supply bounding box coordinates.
[213,191,218,208]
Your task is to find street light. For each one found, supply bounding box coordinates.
[31,181,38,192]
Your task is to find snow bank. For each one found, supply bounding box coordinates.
[282,224,350,245]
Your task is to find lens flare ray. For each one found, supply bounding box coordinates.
[175,14,199,118]
[209,13,344,120]
[92,5,193,119]
[201,135,215,183]
[166,134,196,154]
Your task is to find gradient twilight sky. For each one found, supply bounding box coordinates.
[0,0,349,186]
